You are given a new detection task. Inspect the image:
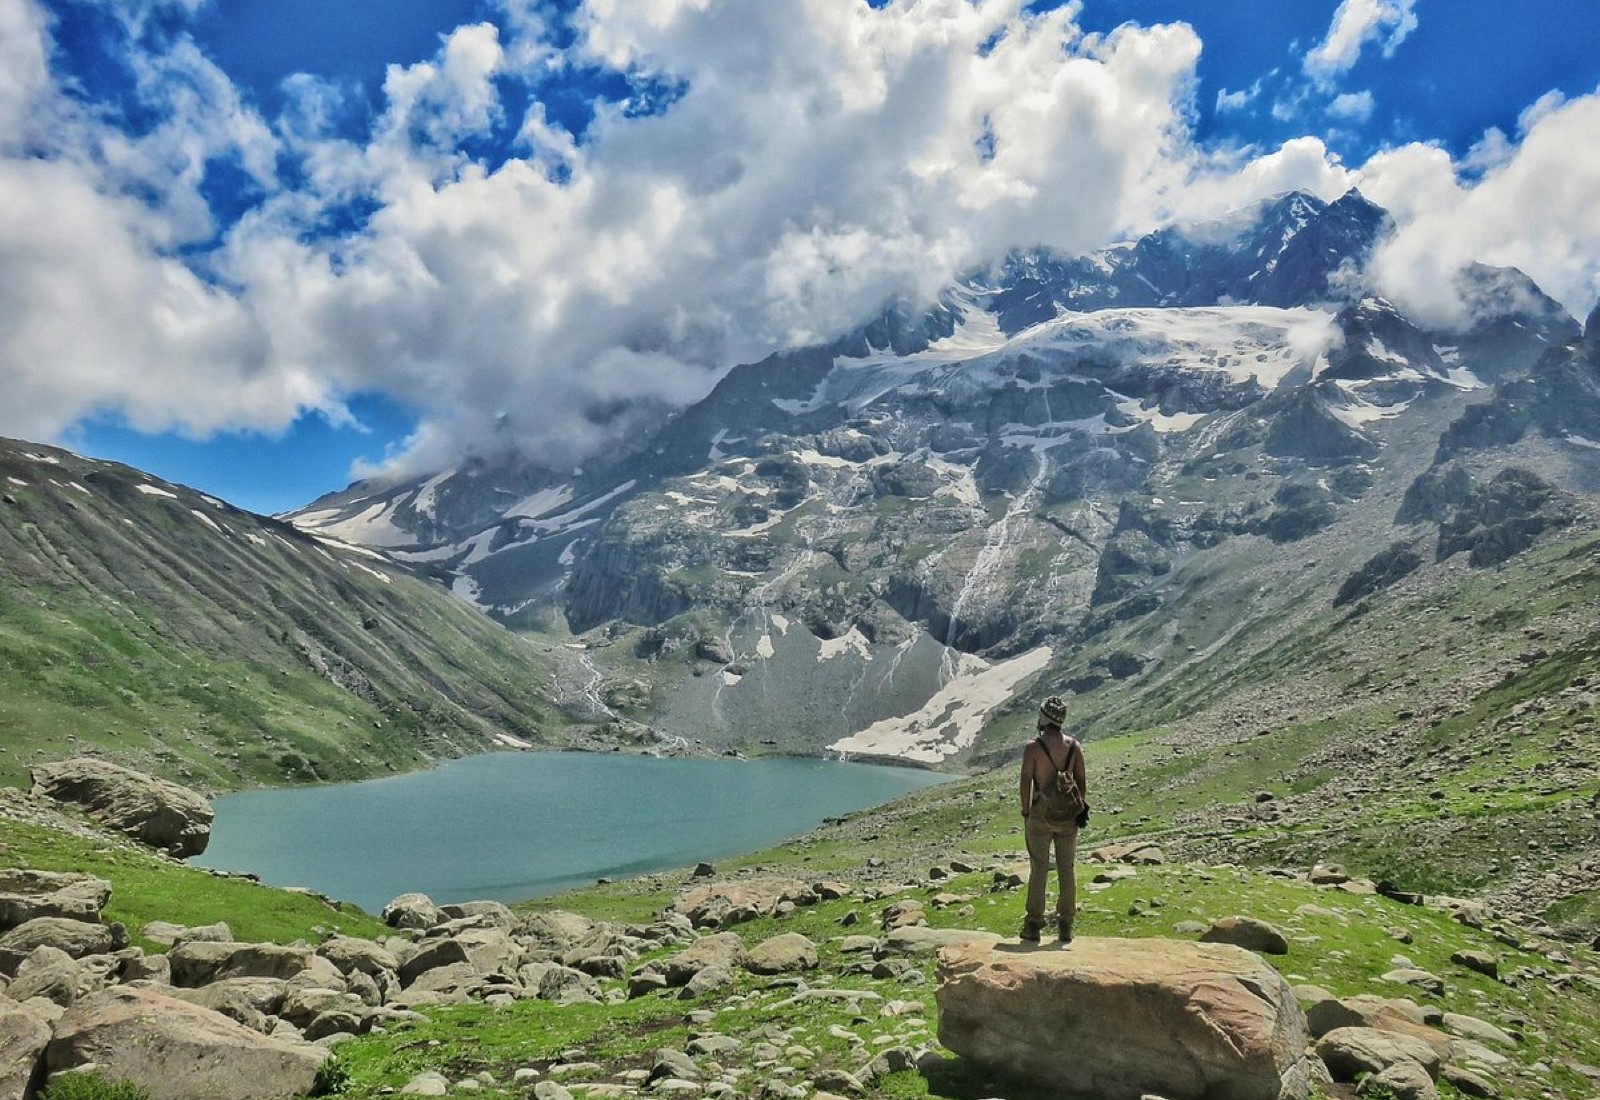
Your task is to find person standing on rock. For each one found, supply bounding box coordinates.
[1019,695,1088,943]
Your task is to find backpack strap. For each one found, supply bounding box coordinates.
[1035,735,1077,775]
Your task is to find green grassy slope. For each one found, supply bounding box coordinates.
[0,438,573,791]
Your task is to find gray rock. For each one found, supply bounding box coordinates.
[216,944,316,983]
[627,966,669,999]
[859,1047,918,1083]
[167,941,245,988]
[680,963,734,999]
[532,1081,574,1100]
[451,928,520,975]
[517,911,599,953]
[168,981,274,1034]
[438,900,517,930]
[118,951,170,985]
[535,966,601,1006]
[7,946,84,1007]
[1441,1063,1497,1097]
[402,962,481,1001]
[1442,1013,1517,1049]
[1357,1059,1438,1100]
[382,893,443,932]
[1450,950,1499,979]
[31,759,213,857]
[304,1008,373,1042]
[317,936,399,978]
[648,1049,700,1083]
[687,1034,742,1057]
[0,997,51,1100]
[279,987,364,1029]
[140,921,188,948]
[401,1070,451,1095]
[1382,968,1445,997]
[399,938,472,987]
[0,870,111,930]
[813,1069,865,1093]
[175,922,233,944]
[938,937,1318,1100]
[1315,1027,1442,1082]
[663,933,744,986]
[45,986,325,1100]
[0,919,116,975]
[743,933,819,975]
[879,926,1002,956]
[1199,916,1290,955]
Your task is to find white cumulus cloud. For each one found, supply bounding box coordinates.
[1361,89,1600,328]
[0,0,1595,487]
[1304,0,1418,84]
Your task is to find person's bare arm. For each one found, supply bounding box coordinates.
[1072,740,1087,801]
[1019,742,1038,817]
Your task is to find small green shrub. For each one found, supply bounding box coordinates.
[313,1053,352,1096]
[39,1072,153,1100]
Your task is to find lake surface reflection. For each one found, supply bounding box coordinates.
[192,752,949,913]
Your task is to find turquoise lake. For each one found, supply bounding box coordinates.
[191,752,949,913]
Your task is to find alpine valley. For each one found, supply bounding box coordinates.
[7,188,1600,928]
[280,187,1600,929]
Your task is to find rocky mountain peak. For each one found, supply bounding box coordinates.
[283,191,1590,766]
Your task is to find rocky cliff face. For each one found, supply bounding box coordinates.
[288,189,1595,764]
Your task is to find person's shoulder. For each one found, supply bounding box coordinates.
[1021,737,1041,756]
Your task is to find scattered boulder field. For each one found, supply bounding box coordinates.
[3,760,1596,1099]
[1,845,1595,1099]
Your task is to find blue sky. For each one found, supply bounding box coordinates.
[6,0,1600,514]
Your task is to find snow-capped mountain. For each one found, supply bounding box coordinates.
[289,189,1592,763]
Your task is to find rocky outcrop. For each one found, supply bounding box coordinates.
[1435,468,1573,568]
[45,987,327,1100]
[0,871,111,930]
[936,936,1322,1100]
[30,759,212,858]
[0,919,119,976]
[673,878,819,929]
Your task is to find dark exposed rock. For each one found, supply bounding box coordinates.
[1335,542,1424,607]
[1397,464,1473,525]
[1254,482,1339,544]
[1436,468,1573,567]
[1091,530,1170,606]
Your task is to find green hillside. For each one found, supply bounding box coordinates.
[0,438,573,791]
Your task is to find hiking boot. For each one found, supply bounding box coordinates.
[1019,919,1043,943]
[1057,920,1073,943]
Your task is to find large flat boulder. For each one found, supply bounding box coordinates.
[45,986,325,1100]
[936,936,1322,1100]
[31,759,212,858]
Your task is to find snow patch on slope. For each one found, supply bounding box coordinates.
[295,499,417,548]
[829,645,1053,763]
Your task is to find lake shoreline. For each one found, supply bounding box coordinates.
[191,752,953,913]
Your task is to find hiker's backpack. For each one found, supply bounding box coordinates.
[1035,736,1085,827]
